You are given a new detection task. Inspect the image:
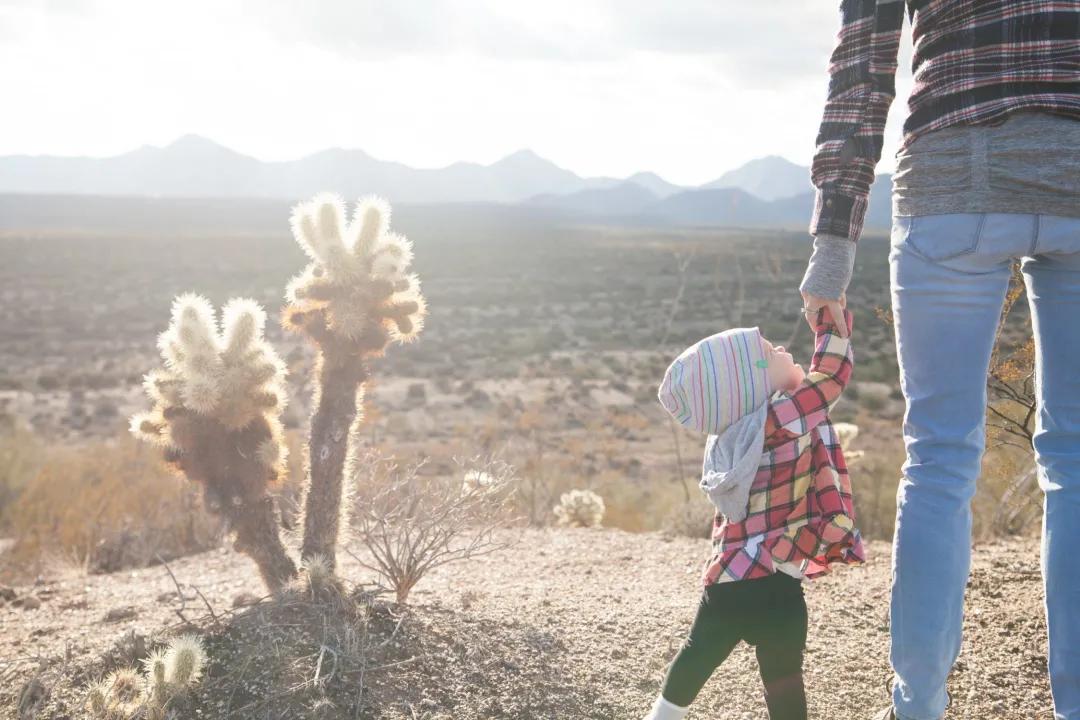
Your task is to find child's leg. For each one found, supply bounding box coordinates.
[658,583,744,707]
[750,574,808,720]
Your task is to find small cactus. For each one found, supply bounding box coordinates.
[141,648,169,717]
[553,489,605,528]
[86,636,208,720]
[164,634,206,686]
[102,668,142,717]
[462,469,498,495]
[84,680,109,717]
[284,194,426,572]
[833,423,864,465]
[833,422,860,448]
[129,294,296,590]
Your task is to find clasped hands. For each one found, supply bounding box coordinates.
[800,291,849,338]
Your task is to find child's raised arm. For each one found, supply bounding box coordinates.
[764,307,854,447]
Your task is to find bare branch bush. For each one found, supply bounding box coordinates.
[347,452,520,604]
[986,262,1040,535]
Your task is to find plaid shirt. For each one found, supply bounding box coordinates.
[702,309,864,586]
[810,0,1080,243]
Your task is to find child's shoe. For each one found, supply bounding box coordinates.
[643,694,690,720]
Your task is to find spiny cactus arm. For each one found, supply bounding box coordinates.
[163,634,206,686]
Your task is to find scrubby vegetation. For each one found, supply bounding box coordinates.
[0,199,1051,720]
[4,438,223,578]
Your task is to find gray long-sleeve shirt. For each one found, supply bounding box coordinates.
[801,112,1080,300]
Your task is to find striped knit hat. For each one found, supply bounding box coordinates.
[657,327,773,436]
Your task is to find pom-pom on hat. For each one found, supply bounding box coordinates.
[658,327,773,435]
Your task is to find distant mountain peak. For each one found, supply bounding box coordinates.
[500,148,543,161]
[164,134,228,151]
[492,148,560,170]
[704,155,811,202]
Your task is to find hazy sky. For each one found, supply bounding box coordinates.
[0,0,914,185]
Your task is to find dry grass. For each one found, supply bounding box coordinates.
[2,437,223,578]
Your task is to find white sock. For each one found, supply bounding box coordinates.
[643,694,690,720]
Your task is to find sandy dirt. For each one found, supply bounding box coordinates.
[0,527,1054,719]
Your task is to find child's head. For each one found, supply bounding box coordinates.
[658,327,806,436]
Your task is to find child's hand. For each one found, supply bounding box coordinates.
[800,292,848,338]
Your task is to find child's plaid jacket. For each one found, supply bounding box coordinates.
[702,307,865,587]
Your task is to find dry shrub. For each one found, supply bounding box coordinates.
[5,437,223,576]
[976,446,1040,539]
[660,498,714,539]
[0,424,44,530]
[347,453,518,604]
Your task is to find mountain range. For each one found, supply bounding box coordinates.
[0,135,893,231]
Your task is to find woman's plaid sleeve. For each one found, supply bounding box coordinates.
[765,309,854,446]
[809,0,905,243]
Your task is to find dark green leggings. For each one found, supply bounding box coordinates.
[660,572,808,720]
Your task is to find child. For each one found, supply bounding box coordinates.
[645,306,864,720]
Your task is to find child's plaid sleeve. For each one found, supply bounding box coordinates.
[764,308,854,446]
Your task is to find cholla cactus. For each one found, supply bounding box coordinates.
[89,635,207,720]
[85,668,142,718]
[142,648,169,716]
[284,194,426,571]
[84,680,109,717]
[164,634,206,686]
[553,489,605,528]
[833,422,864,465]
[129,294,296,590]
[462,469,498,495]
[834,422,860,447]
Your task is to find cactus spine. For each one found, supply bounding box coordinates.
[284,194,425,571]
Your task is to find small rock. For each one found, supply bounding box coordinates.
[16,677,48,720]
[14,595,41,610]
[0,586,16,603]
[104,605,138,622]
[232,592,262,608]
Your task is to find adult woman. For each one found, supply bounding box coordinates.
[799,2,1080,719]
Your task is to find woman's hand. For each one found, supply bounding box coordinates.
[800,291,849,338]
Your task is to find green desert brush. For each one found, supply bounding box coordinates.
[129,295,296,590]
[283,194,426,572]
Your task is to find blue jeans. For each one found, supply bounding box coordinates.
[888,213,1080,720]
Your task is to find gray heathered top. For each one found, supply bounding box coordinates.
[892,110,1080,218]
[801,111,1080,300]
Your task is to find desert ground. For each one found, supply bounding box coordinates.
[1,528,1054,719]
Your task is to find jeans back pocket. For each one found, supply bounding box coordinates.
[893,213,986,262]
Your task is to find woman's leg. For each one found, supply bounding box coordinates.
[1022,215,1080,720]
[658,583,744,707]
[888,213,1020,719]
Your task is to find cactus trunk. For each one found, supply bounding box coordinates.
[300,354,366,570]
[227,495,297,591]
